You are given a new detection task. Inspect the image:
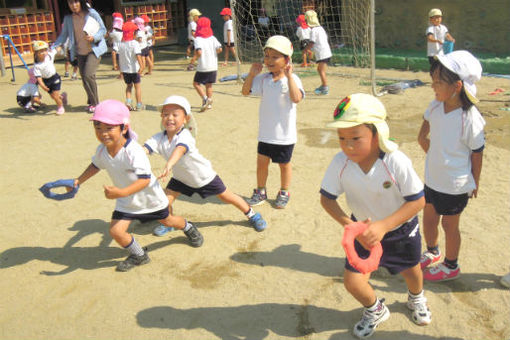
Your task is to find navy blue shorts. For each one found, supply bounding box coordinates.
[123,72,141,84]
[166,175,226,198]
[316,57,331,64]
[111,206,169,222]
[193,71,217,85]
[424,185,469,215]
[257,142,295,164]
[17,95,31,107]
[42,74,62,93]
[224,42,235,47]
[345,216,421,275]
[141,47,150,57]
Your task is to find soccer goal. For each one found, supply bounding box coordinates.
[230,0,377,90]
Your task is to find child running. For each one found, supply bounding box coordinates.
[188,17,222,112]
[118,21,144,111]
[417,50,485,282]
[320,93,431,338]
[16,68,44,113]
[220,7,237,66]
[32,40,67,115]
[67,99,203,272]
[242,35,304,209]
[304,10,332,95]
[295,14,312,67]
[143,95,268,235]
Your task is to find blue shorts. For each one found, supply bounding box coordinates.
[224,42,235,47]
[193,71,217,85]
[111,206,169,222]
[42,74,62,93]
[345,216,421,275]
[166,175,226,198]
[424,185,469,215]
[141,47,150,57]
[257,142,295,164]
[316,57,331,64]
[123,72,141,84]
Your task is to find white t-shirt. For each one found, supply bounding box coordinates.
[426,24,448,57]
[250,72,304,145]
[194,36,222,72]
[423,100,486,194]
[223,19,234,43]
[136,30,148,49]
[296,26,311,41]
[188,21,197,41]
[118,40,141,73]
[91,139,169,214]
[109,29,123,52]
[146,26,153,47]
[310,26,332,61]
[144,129,217,188]
[33,49,58,79]
[17,83,39,97]
[321,150,424,228]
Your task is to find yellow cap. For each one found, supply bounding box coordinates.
[264,35,293,57]
[428,8,442,17]
[327,93,398,153]
[189,8,202,17]
[32,40,48,52]
[304,10,320,27]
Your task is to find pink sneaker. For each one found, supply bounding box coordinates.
[420,251,441,269]
[56,106,65,115]
[61,92,68,106]
[423,262,460,282]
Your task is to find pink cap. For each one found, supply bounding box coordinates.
[90,99,138,140]
[113,17,124,30]
[133,17,145,31]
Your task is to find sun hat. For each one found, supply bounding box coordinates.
[220,7,232,16]
[159,95,191,116]
[435,50,482,104]
[296,14,308,29]
[33,40,48,51]
[133,16,145,31]
[428,8,442,17]
[264,35,293,57]
[189,8,202,17]
[304,10,320,27]
[90,99,138,140]
[112,17,124,30]
[141,14,151,23]
[195,17,213,38]
[112,12,123,19]
[327,93,398,153]
[122,21,138,41]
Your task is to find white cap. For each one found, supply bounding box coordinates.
[159,95,191,115]
[436,50,482,104]
[264,35,293,57]
[189,8,202,17]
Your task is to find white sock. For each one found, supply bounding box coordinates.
[408,290,424,300]
[183,220,192,232]
[245,208,256,218]
[366,298,381,311]
[125,237,144,256]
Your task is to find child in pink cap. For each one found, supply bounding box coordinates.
[67,99,203,272]
[109,12,124,73]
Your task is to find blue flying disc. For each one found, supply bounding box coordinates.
[39,179,79,201]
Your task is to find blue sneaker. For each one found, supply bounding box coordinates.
[314,86,329,95]
[153,225,174,237]
[249,212,267,232]
[247,188,267,206]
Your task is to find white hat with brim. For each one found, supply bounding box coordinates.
[33,40,48,51]
[326,93,398,153]
[189,8,202,17]
[428,8,442,17]
[264,35,293,57]
[435,50,482,104]
[304,10,320,27]
[159,95,191,115]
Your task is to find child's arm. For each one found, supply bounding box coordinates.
[417,120,430,152]
[470,150,483,198]
[241,63,263,95]
[285,64,303,103]
[320,195,354,226]
[216,46,223,55]
[103,178,150,199]
[189,48,201,66]
[158,145,187,179]
[72,163,100,189]
[426,33,442,44]
[36,77,50,93]
[445,32,455,42]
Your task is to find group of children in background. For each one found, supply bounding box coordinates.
[20,5,506,338]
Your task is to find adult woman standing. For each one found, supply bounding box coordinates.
[54,0,107,113]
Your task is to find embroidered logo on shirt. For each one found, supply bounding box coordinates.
[333,96,351,120]
[382,180,392,189]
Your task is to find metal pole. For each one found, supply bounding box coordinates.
[230,0,242,84]
[0,37,5,77]
[370,0,377,96]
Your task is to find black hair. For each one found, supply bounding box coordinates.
[92,121,129,138]
[364,123,378,136]
[62,0,90,16]
[430,60,473,111]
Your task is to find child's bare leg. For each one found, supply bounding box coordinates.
[50,90,63,107]
[230,47,237,63]
[344,269,375,307]
[223,48,229,65]
[145,56,153,74]
[149,49,154,64]
[317,62,328,87]
[134,82,142,104]
[109,219,133,247]
[278,162,292,191]
[422,203,441,248]
[441,214,461,260]
[256,153,271,188]
[205,83,213,99]
[193,82,206,99]
[400,264,424,295]
[125,83,133,101]
[217,188,251,213]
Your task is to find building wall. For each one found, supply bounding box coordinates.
[374,0,510,56]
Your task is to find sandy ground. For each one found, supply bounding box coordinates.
[1,46,509,340]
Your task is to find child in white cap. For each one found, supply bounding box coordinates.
[304,10,332,95]
[320,93,431,339]
[418,50,485,282]
[143,95,268,235]
[186,8,201,59]
[426,8,455,64]
[67,99,203,272]
[242,35,304,209]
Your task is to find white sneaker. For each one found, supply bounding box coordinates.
[407,293,431,325]
[501,272,510,288]
[353,300,390,338]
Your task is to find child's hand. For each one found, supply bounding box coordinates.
[66,179,79,192]
[157,166,172,180]
[357,218,385,250]
[284,61,293,77]
[42,86,50,93]
[249,63,263,76]
[103,185,123,199]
